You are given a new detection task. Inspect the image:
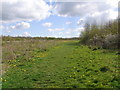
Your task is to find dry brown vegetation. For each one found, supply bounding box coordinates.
[2,39,63,62]
[2,39,66,74]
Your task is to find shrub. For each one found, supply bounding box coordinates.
[103,34,118,49]
[80,19,118,50]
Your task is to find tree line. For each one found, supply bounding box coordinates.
[80,18,119,50]
[2,36,80,41]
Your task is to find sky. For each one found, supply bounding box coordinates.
[0,0,119,38]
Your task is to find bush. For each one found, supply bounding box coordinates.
[103,34,118,49]
[80,19,118,50]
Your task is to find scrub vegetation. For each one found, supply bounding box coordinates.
[80,18,119,50]
[1,38,119,89]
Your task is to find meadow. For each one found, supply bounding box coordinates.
[1,38,119,89]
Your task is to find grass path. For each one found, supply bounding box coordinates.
[2,40,119,88]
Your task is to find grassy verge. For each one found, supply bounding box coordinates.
[2,40,119,88]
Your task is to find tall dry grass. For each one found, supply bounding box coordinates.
[2,40,62,62]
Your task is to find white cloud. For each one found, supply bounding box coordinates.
[66,31,71,34]
[66,21,72,25]
[66,27,84,34]
[58,27,85,38]
[23,32,31,37]
[78,9,118,25]
[42,22,53,27]
[74,27,84,32]
[106,0,119,8]
[48,28,64,32]
[54,2,109,17]
[1,0,51,23]
[5,29,11,33]
[0,25,5,30]
[54,1,118,24]
[9,22,30,30]
[77,18,84,25]
[58,32,63,35]
[108,9,118,20]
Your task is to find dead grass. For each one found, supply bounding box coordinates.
[2,39,64,74]
[2,40,63,62]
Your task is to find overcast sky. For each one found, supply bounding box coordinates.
[0,0,119,38]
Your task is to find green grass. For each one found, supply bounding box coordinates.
[2,40,119,88]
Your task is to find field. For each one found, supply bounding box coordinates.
[1,40,119,88]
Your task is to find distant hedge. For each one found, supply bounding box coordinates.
[2,36,79,41]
